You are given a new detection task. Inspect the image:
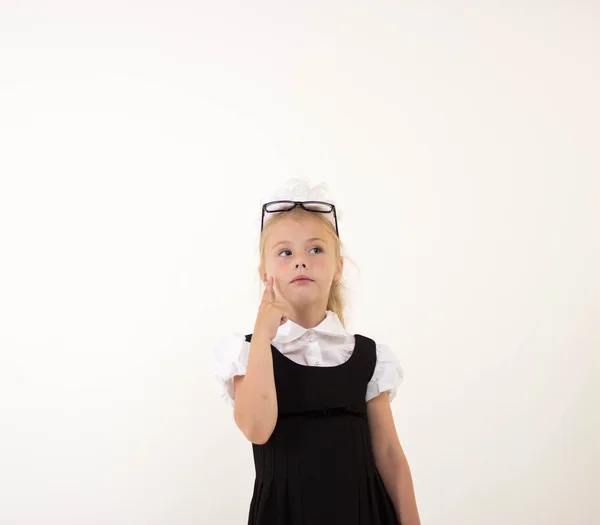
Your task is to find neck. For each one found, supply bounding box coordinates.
[287,305,328,329]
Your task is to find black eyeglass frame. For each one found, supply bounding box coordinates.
[261,200,339,237]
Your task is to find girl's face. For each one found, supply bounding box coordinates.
[261,214,342,307]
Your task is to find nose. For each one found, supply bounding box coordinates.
[292,252,308,269]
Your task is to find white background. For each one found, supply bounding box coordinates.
[1,2,599,524]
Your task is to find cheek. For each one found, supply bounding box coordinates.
[271,258,288,273]
[313,258,332,274]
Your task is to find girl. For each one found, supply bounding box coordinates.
[212,179,421,524]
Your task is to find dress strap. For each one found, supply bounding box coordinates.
[278,406,366,420]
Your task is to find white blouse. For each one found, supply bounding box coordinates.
[212,310,403,407]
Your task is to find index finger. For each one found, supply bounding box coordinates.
[262,276,275,303]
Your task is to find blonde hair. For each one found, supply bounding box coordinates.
[259,206,348,327]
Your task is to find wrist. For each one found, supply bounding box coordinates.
[251,327,273,344]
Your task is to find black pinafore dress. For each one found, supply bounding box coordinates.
[243,333,399,525]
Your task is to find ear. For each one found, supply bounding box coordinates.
[334,256,344,283]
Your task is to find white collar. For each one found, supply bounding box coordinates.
[272,310,348,344]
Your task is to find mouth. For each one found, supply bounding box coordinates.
[291,276,313,283]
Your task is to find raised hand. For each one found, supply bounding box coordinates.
[253,276,291,340]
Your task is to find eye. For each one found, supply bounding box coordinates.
[277,247,323,257]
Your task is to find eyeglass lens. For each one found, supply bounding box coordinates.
[264,201,332,213]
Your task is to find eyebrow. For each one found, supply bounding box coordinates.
[271,237,328,249]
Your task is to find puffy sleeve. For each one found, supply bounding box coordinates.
[211,332,250,406]
[366,343,404,403]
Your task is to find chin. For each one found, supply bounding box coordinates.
[291,292,322,305]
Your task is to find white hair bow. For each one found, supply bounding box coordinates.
[261,177,342,230]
